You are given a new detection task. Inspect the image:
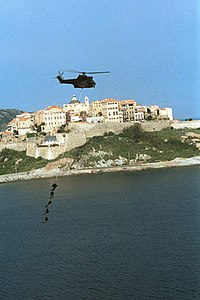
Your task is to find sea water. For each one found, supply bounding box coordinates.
[0,166,200,299]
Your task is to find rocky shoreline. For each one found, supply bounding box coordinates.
[0,156,200,184]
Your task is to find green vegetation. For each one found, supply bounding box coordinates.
[0,148,47,175]
[27,132,37,138]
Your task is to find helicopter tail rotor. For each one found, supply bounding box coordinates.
[58,70,64,76]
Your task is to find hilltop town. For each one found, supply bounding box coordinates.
[0,95,200,182]
[2,96,173,136]
[0,96,175,159]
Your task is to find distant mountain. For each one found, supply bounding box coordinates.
[0,109,24,131]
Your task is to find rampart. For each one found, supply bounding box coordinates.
[171,120,200,130]
[85,120,171,138]
[0,142,27,152]
[64,132,87,151]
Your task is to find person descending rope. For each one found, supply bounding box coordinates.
[50,183,58,191]
[45,200,52,208]
[49,191,55,199]
[43,208,49,215]
[42,216,48,223]
[42,181,58,223]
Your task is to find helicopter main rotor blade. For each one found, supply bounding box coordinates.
[84,71,110,74]
[61,69,110,75]
[62,69,81,73]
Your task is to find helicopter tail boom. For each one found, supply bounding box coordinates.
[56,76,75,84]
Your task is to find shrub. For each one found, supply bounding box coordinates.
[119,124,145,142]
[103,131,115,136]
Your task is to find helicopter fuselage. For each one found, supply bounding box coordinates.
[56,74,96,88]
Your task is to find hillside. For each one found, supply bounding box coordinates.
[0,109,24,131]
[0,125,199,176]
[59,125,200,169]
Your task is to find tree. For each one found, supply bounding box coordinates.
[57,124,66,133]
[120,124,145,142]
[146,115,152,121]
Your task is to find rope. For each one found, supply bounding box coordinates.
[42,126,68,223]
[42,92,84,223]
[79,90,83,102]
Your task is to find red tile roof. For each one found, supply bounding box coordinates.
[101,98,119,103]
[46,105,62,110]
[120,100,136,105]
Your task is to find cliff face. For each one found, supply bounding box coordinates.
[0,109,24,131]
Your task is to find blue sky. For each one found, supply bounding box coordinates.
[0,0,199,119]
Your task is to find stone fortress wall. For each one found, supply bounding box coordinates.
[26,132,87,160]
[0,141,27,152]
[171,120,200,130]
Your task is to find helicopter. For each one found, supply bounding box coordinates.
[56,69,110,88]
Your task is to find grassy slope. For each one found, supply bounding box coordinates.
[0,149,47,175]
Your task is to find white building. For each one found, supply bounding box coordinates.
[86,116,105,123]
[63,95,90,116]
[42,105,66,133]
[159,107,173,120]
[134,110,145,121]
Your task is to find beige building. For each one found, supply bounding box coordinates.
[17,115,34,135]
[7,118,18,133]
[119,100,137,122]
[101,98,120,123]
[7,112,34,135]
[144,105,160,120]
[33,110,44,126]
[89,100,102,116]
[0,131,14,142]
